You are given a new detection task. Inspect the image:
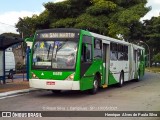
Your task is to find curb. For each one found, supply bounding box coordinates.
[146,70,160,74]
[0,88,38,98]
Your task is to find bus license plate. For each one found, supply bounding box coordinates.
[46,81,55,85]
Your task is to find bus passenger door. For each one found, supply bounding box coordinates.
[134,49,138,77]
[102,42,110,87]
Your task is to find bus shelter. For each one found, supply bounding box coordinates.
[0,35,23,84]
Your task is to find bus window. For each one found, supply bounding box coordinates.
[137,49,141,61]
[117,44,123,60]
[124,46,128,61]
[110,51,118,60]
[110,42,118,60]
[118,52,124,60]
[123,53,128,60]
[82,43,92,62]
[94,39,102,59]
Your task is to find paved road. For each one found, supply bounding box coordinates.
[0,72,160,120]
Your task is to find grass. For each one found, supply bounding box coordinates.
[145,67,160,73]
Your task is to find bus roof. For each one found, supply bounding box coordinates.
[88,31,129,45]
[36,28,81,33]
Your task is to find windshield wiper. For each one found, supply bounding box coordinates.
[54,41,67,58]
[47,44,51,59]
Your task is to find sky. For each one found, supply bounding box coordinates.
[0,0,160,34]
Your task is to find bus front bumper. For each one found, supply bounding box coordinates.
[29,79,80,90]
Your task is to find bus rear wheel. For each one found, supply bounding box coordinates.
[89,76,99,94]
[135,71,141,82]
[118,72,124,87]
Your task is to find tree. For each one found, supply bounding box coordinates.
[16,0,150,40]
[16,16,37,38]
[108,2,150,40]
[152,53,160,66]
[141,16,160,63]
[1,33,20,38]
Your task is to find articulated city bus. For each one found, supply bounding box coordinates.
[29,28,145,94]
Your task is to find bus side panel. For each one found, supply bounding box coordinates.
[74,31,83,81]
[140,61,145,77]
[80,60,103,91]
[138,50,145,78]
[109,61,120,84]
[108,70,119,85]
[80,76,94,91]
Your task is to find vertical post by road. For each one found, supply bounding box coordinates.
[3,50,6,84]
[26,46,30,81]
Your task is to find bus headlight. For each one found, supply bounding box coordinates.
[65,73,75,81]
[32,72,39,79]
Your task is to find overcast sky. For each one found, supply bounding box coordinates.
[0,0,160,34]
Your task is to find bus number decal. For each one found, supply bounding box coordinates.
[53,72,62,76]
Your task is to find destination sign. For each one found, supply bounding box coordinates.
[39,33,76,39]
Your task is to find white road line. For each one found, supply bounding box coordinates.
[0,93,29,100]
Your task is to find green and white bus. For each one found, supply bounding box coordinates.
[29,28,145,94]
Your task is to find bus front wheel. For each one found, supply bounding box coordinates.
[89,76,99,94]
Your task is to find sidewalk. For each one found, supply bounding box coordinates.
[0,74,35,98]
[0,79,29,93]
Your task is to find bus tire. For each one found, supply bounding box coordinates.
[118,72,124,87]
[52,90,61,94]
[135,70,141,82]
[89,76,99,94]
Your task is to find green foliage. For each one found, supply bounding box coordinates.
[16,0,149,40]
[108,2,150,39]
[118,3,148,24]
[153,53,160,62]
[45,1,71,19]
[1,33,20,38]
[51,18,76,28]
[142,16,160,58]
[75,14,109,34]
[110,0,147,8]
[35,10,50,29]
[16,15,38,38]
[87,0,117,15]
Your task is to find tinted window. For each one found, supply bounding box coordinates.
[110,43,118,60]
[118,52,124,60]
[94,38,102,59]
[82,36,92,62]
[110,43,128,61]
[110,51,118,60]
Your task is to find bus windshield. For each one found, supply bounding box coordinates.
[32,40,78,69]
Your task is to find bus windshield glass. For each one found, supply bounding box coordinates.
[32,40,78,69]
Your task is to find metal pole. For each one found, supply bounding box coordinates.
[3,50,6,84]
[26,46,30,81]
